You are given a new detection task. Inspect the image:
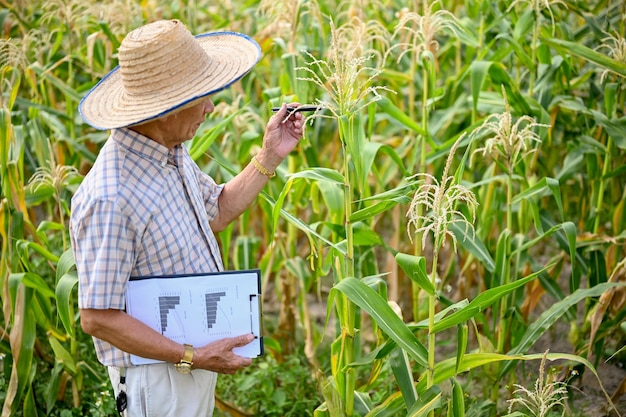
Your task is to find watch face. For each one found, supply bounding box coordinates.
[175,363,192,374]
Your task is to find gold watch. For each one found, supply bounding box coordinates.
[175,344,194,374]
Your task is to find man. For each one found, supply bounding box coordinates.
[69,19,304,416]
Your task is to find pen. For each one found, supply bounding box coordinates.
[271,105,323,113]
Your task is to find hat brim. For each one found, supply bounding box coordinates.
[79,31,261,130]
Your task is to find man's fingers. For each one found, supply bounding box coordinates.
[231,333,255,347]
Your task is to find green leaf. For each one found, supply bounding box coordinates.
[331,277,428,367]
[470,61,491,117]
[269,180,346,255]
[372,142,410,177]
[48,337,77,374]
[31,64,82,101]
[56,249,75,283]
[395,253,435,296]
[317,180,345,223]
[376,96,428,137]
[512,10,534,42]
[339,114,367,191]
[350,196,411,223]
[44,363,64,413]
[450,377,465,417]
[494,229,511,288]
[357,181,419,203]
[188,110,242,160]
[590,111,626,149]
[98,20,121,49]
[432,263,552,333]
[353,222,383,246]
[16,239,59,263]
[417,352,603,393]
[55,272,78,336]
[449,223,495,273]
[23,384,40,417]
[365,391,406,417]
[480,62,532,115]
[501,282,625,377]
[390,348,417,409]
[4,281,37,415]
[514,221,578,291]
[406,385,442,417]
[456,324,468,374]
[542,37,626,78]
[286,167,345,184]
[14,272,55,299]
[511,177,564,222]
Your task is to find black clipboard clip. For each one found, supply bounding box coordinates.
[249,294,264,355]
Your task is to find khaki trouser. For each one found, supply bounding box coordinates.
[108,364,217,417]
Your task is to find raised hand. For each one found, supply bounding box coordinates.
[256,103,306,169]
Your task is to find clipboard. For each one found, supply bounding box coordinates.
[125,269,263,365]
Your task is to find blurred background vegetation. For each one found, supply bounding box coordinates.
[1,0,625,416]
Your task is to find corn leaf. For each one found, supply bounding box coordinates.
[365,391,406,417]
[376,96,428,138]
[395,253,435,296]
[286,167,345,184]
[4,282,36,417]
[55,249,75,283]
[542,37,626,78]
[270,176,346,254]
[10,272,55,299]
[511,177,563,221]
[390,348,417,409]
[406,386,442,417]
[188,111,242,160]
[456,324,468,374]
[48,337,77,374]
[450,377,465,417]
[16,240,59,264]
[449,223,495,272]
[432,263,552,333]
[501,282,626,376]
[417,352,603,394]
[350,196,411,223]
[55,272,78,337]
[331,277,428,368]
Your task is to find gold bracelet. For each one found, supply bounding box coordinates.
[251,156,276,178]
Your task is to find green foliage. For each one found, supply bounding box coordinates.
[215,351,321,417]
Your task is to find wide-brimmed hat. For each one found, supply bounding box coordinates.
[79,19,261,130]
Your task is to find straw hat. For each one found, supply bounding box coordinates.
[79,20,261,130]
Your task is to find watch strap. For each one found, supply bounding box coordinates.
[181,343,194,364]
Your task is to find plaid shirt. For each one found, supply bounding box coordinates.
[70,128,224,367]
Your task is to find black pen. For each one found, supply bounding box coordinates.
[271,104,323,113]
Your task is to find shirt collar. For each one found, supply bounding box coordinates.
[111,128,184,168]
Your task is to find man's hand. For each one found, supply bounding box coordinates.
[255,103,305,171]
[192,334,254,374]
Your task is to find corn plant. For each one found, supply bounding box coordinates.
[404,134,477,417]
[293,16,396,415]
[387,0,466,320]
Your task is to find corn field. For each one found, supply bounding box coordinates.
[1,0,626,416]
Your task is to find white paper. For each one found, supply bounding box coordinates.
[125,270,262,365]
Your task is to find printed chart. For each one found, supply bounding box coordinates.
[126,270,262,365]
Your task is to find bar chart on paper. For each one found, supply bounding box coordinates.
[204,291,226,331]
[126,270,262,365]
[159,294,182,335]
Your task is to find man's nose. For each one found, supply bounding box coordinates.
[204,99,214,114]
